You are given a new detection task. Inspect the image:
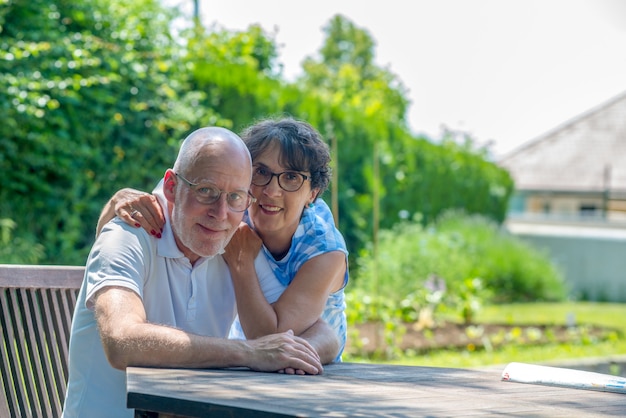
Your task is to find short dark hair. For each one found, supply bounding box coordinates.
[241,117,332,195]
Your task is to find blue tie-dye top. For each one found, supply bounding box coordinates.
[231,198,349,362]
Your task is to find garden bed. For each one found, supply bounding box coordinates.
[347,321,615,354]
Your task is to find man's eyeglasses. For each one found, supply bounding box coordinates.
[175,172,256,212]
[252,167,310,192]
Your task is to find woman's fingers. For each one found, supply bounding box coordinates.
[115,191,165,238]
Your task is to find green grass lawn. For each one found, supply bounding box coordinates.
[347,302,626,369]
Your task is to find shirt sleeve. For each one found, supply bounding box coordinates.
[84,218,152,310]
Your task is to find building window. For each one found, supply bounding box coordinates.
[579,204,597,217]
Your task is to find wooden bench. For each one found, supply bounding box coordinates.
[0,264,84,418]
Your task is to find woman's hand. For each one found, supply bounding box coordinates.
[223,222,263,269]
[96,188,165,238]
[115,189,165,237]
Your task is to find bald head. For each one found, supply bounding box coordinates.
[173,127,251,175]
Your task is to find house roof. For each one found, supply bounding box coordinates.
[498,90,626,194]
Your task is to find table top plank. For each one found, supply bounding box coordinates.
[127,363,626,417]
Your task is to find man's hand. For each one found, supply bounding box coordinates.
[246,330,323,375]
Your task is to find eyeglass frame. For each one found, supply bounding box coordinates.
[251,166,311,192]
[174,172,256,212]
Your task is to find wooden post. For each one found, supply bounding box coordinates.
[331,134,339,227]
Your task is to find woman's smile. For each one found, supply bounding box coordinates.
[258,202,282,214]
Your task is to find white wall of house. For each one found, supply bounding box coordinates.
[506,220,626,302]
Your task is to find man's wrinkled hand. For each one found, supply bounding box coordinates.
[247,330,323,375]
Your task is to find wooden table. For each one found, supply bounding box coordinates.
[126,362,626,417]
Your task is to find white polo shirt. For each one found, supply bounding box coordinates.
[63,194,236,418]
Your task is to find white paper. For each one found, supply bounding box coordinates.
[501,362,626,394]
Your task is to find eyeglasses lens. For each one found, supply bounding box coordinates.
[252,170,305,192]
[193,185,251,212]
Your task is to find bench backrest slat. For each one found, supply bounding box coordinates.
[0,264,84,418]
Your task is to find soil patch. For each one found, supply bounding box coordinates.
[346,321,614,354]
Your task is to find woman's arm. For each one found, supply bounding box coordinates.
[96,188,165,237]
[224,224,346,340]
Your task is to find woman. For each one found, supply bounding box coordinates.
[101,118,349,361]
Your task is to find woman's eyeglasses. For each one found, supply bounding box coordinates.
[251,167,310,192]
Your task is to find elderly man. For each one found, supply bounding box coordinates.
[63,127,329,418]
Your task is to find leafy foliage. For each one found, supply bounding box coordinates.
[0,218,44,263]
[346,211,566,359]
[1,2,514,271]
[183,23,283,130]
[0,0,198,263]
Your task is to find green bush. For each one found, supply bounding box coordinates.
[432,211,567,302]
[350,211,566,323]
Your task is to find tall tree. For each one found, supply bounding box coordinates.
[296,15,512,259]
[301,14,409,124]
[296,15,410,256]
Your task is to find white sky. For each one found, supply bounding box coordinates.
[185,0,626,158]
